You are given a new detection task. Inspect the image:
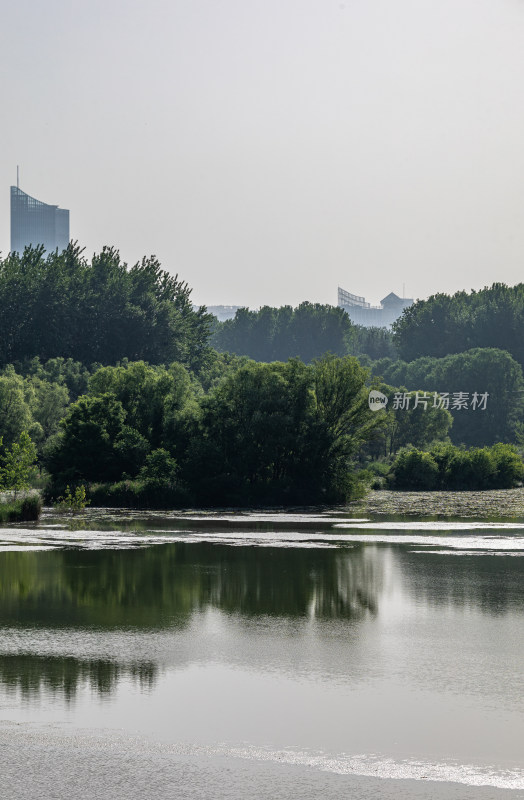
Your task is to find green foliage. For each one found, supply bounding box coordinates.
[19,357,91,401]
[212,302,356,363]
[46,394,128,483]
[0,368,34,448]
[88,360,194,448]
[0,244,213,370]
[389,443,524,490]
[0,494,42,523]
[25,376,70,442]
[185,359,316,503]
[369,348,524,446]
[185,356,384,505]
[489,442,524,488]
[393,283,524,369]
[211,305,398,364]
[138,449,178,488]
[114,427,150,476]
[194,350,252,392]
[389,448,439,490]
[312,356,385,498]
[363,384,453,458]
[45,355,387,506]
[351,326,397,360]
[54,485,90,515]
[0,432,38,495]
[88,479,188,509]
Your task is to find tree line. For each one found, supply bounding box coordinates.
[46,356,383,506]
[368,348,524,446]
[0,244,212,369]
[2,249,524,501]
[388,442,523,490]
[211,303,396,362]
[392,282,524,369]
[3,353,482,505]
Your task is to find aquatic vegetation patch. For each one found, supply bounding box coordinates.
[355,488,524,518]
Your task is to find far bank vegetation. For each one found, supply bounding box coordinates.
[1,247,524,504]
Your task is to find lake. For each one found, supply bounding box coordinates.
[1,506,524,799]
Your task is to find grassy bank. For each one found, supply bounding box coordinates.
[0,493,42,523]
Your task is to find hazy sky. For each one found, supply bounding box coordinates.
[2,0,524,308]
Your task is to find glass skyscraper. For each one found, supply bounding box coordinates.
[10,186,70,254]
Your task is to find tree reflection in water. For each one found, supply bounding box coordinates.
[0,543,382,699]
[0,543,381,628]
[0,654,156,701]
[1,538,521,701]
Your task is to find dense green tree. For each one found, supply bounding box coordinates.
[393,282,524,367]
[25,376,70,441]
[369,348,524,446]
[389,448,439,489]
[138,449,178,488]
[19,357,92,401]
[89,361,188,446]
[351,326,397,360]
[0,432,37,495]
[185,359,314,502]
[389,442,524,490]
[0,368,34,447]
[113,427,150,476]
[212,302,356,363]
[0,244,213,370]
[193,350,252,392]
[363,385,453,458]
[47,394,128,483]
[184,356,383,504]
[88,360,198,457]
[311,356,385,496]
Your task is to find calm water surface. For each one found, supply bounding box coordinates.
[1,508,524,799]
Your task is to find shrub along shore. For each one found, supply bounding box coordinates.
[385,442,524,491]
[0,493,42,522]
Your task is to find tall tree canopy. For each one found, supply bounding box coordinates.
[0,244,212,369]
[393,283,524,368]
[211,302,396,363]
[46,356,384,505]
[370,348,524,446]
[211,303,355,362]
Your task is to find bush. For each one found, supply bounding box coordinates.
[88,479,190,509]
[388,443,524,490]
[491,443,524,488]
[0,493,42,522]
[138,449,178,488]
[389,448,439,490]
[54,485,90,514]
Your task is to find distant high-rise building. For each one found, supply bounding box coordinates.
[10,185,69,254]
[338,286,413,328]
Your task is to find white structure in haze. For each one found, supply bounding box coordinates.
[338,287,413,328]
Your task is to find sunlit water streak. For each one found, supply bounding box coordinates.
[3,523,524,551]
[2,722,524,792]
